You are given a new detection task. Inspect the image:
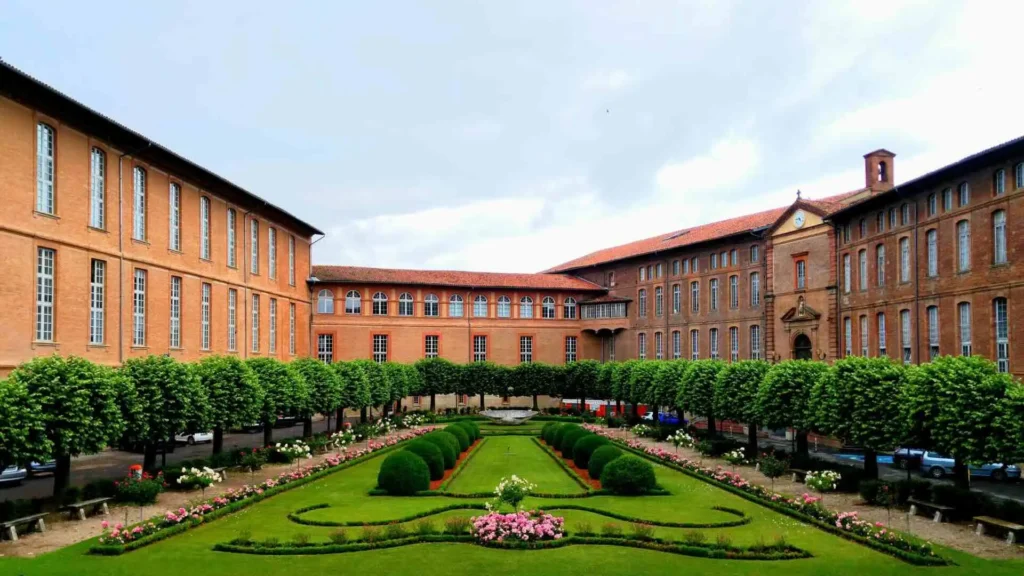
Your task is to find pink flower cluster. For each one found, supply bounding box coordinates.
[97,521,159,545]
[472,510,565,543]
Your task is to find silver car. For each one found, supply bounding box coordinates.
[0,465,28,486]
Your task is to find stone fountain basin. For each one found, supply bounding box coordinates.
[480,409,538,425]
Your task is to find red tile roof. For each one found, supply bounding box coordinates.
[579,294,633,304]
[544,190,864,273]
[311,265,605,292]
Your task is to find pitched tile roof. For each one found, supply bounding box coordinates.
[310,265,605,292]
[544,190,864,273]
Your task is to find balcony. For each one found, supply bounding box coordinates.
[580,297,630,333]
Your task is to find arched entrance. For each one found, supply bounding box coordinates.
[793,334,812,360]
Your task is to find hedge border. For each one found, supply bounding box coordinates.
[531,437,594,492]
[289,503,487,527]
[545,504,751,529]
[437,437,487,491]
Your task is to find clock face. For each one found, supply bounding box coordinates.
[794,210,806,228]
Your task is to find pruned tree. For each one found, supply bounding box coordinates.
[595,362,616,418]
[654,359,689,420]
[756,360,828,457]
[380,361,409,418]
[628,361,661,420]
[196,356,263,454]
[565,359,600,411]
[678,359,725,435]
[0,377,50,473]
[714,360,770,456]
[351,359,389,421]
[247,357,309,446]
[332,361,371,430]
[611,360,639,417]
[291,357,341,436]
[415,357,458,411]
[461,361,501,409]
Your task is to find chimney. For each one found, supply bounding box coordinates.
[864,149,895,191]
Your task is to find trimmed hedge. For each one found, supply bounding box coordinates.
[600,455,657,495]
[572,434,610,469]
[531,437,592,491]
[542,422,563,445]
[377,451,431,495]
[405,440,445,481]
[588,444,623,479]
[559,428,591,458]
[456,420,480,441]
[289,502,487,526]
[422,432,459,469]
[552,423,579,448]
[446,424,471,452]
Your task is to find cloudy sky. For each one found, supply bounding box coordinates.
[3,1,1022,272]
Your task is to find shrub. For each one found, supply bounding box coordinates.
[115,473,164,505]
[361,525,381,543]
[572,434,610,469]
[383,522,407,540]
[376,451,430,495]
[560,428,591,458]
[588,445,623,479]
[631,522,655,541]
[455,420,479,441]
[328,529,348,544]
[600,522,622,536]
[575,521,594,536]
[552,423,579,448]
[415,518,436,535]
[683,530,707,545]
[292,532,311,546]
[422,432,458,469]
[541,422,557,442]
[893,478,931,506]
[543,423,564,445]
[600,455,657,495]
[446,424,471,452]
[404,440,445,481]
[859,480,895,506]
[444,515,472,535]
[930,485,983,519]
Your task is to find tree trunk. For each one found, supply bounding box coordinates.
[615,399,621,416]
[396,399,403,413]
[652,404,660,424]
[302,417,313,438]
[953,458,971,489]
[142,442,157,472]
[706,415,717,436]
[747,423,758,457]
[52,454,72,499]
[213,427,225,454]
[532,394,539,410]
[326,413,332,434]
[795,431,809,457]
[335,408,345,432]
[579,397,585,414]
[479,394,486,410]
[381,402,390,420]
[360,407,368,423]
[864,448,879,480]
[430,394,436,412]
[263,421,273,447]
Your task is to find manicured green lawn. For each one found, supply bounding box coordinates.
[2,438,1023,576]
[444,436,586,494]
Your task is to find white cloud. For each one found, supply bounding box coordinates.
[460,117,503,139]
[654,138,760,197]
[583,69,633,92]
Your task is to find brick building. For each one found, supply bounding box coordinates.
[0,61,321,375]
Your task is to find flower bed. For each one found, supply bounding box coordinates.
[581,425,946,566]
[90,427,436,555]
[471,510,565,542]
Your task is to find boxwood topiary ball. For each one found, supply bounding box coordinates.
[560,428,591,458]
[542,423,563,445]
[572,434,610,469]
[422,432,458,469]
[405,440,444,481]
[453,421,478,442]
[377,451,431,495]
[446,424,471,452]
[552,423,579,448]
[588,445,623,479]
[600,455,657,495]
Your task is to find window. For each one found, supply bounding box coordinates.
[473,335,487,362]
[709,279,719,311]
[900,309,911,365]
[877,312,886,356]
[926,230,938,277]
[672,284,681,313]
[691,256,699,271]
[690,281,699,313]
[858,250,868,290]
[373,334,388,363]
[654,287,663,317]
[859,219,867,238]
[750,325,761,359]
[639,267,646,282]
[927,305,939,360]
[900,203,910,225]
[268,227,277,279]
[318,334,334,363]
[729,327,738,361]
[424,293,439,317]
[372,292,388,315]
[317,289,334,314]
[289,303,295,355]
[711,253,718,269]
[450,295,464,317]
[475,295,489,318]
[251,294,260,352]
[648,265,653,279]
[201,283,211,350]
[995,169,1006,196]
[843,224,851,243]
[656,263,663,278]
[133,269,146,347]
[958,302,972,355]
[843,254,851,293]
[709,328,719,359]
[425,335,439,359]
[345,290,361,314]
[250,220,259,274]
[133,167,146,240]
[957,220,971,272]
[750,272,760,306]
[520,336,533,363]
[672,330,681,359]
[994,298,1009,372]
[1017,163,1024,189]
[993,210,1007,264]
[730,250,738,266]
[690,329,699,360]
[542,296,556,319]
[563,297,577,319]
[672,260,680,275]
[288,236,295,285]
[844,317,852,357]
[88,259,105,345]
[860,315,868,356]
[724,275,737,309]
[654,331,663,360]
[398,293,413,316]
[90,148,105,228]
[497,296,511,318]
[200,196,210,259]
[638,288,647,317]
[168,182,181,251]
[169,276,181,349]
[943,187,953,211]
[565,336,578,363]
[721,251,728,267]
[638,333,647,360]
[899,237,910,283]
[927,193,937,217]
[227,209,237,267]
[750,245,759,263]
[796,260,806,290]
[889,208,896,229]
[269,298,277,354]
[228,289,237,351]
[876,244,885,286]
[958,182,970,207]
[876,211,885,233]
[683,259,690,274]
[34,247,55,341]
[36,123,55,214]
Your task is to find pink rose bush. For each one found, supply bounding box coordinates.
[472,510,565,543]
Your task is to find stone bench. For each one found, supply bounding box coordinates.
[62,497,112,521]
[974,515,1023,544]
[212,466,228,481]
[787,468,808,483]
[0,512,48,541]
[907,497,955,523]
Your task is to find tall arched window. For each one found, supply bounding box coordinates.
[449,294,464,317]
[750,325,761,359]
[729,275,738,309]
[876,244,886,286]
[654,287,663,316]
[877,313,887,357]
[927,305,939,360]
[993,210,1007,264]
[709,328,719,359]
[317,289,334,314]
[858,249,867,290]
[1016,162,1024,189]
[132,166,147,240]
[957,220,971,272]
[900,309,912,365]
[926,230,938,277]
[672,284,681,313]
[474,295,489,318]
[345,290,361,314]
[750,272,760,306]
[899,237,910,283]
[995,169,1006,196]
[709,278,719,310]
[994,298,1009,372]
[398,292,414,316]
[541,296,556,319]
[958,302,972,355]
[497,296,511,318]
[36,123,56,214]
[958,181,970,207]
[637,289,647,317]
[563,297,577,319]
[372,292,388,315]
[637,333,647,360]
[518,296,533,318]
[843,254,851,293]
[424,293,439,317]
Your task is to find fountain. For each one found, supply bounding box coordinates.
[480,409,537,425]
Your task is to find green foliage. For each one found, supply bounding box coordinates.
[542,423,564,445]
[552,423,579,448]
[351,359,390,408]
[452,421,478,442]
[380,362,409,404]
[247,358,309,425]
[588,444,623,479]
[195,356,263,435]
[651,360,687,410]
[757,453,788,481]
[572,434,610,469]
[446,423,471,451]
[594,362,616,400]
[333,361,372,410]
[559,428,591,458]
[811,357,906,453]
[404,440,444,480]
[564,359,600,401]
[628,361,661,406]
[0,376,50,468]
[115,473,164,505]
[678,359,725,419]
[600,455,657,495]
[756,360,828,431]
[376,451,430,495]
[415,358,459,396]
[611,360,639,401]
[459,361,502,399]
[713,360,769,424]
[422,431,458,469]
[291,358,341,419]
[994,379,1024,463]
[122,356,210,451]
[512,362,561,398]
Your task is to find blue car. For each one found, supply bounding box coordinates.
[919,451,1021,482]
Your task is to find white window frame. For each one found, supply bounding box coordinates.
[926,230,938,277]
[690,329,699,360]
[373,334,388,363]
[844,317,852,357]
[425,293,439,317]
[637,332,647,360]
[89,259,105,345]
[638,289,647,317]
[899,237,910,283]
[288,235,295,286]
[36,123,55,214]
[565,335,577,363]
[475,295,489,318]
[927,305,939,360]
[345,290,361,314]
[957,220,971,272]
[201,283,211,350]
[228,289,237,351]
[691,281,699,313]
[169,183,181,251]
[672,284,681,314]
[269,298,277,354]
[750,245,759,263]
[843,254,851,293]
[958,302,971,356]
[751,272,760,306]
[563,297,577,319]
[250,219,259,274]
[796,260,806,290]
[425,334,439,359]
[995,169,1006,196]
[709,328,719,360]
[900,309,911,365]
[169,276,181,349]
[227,209,237,267]
[200,196,211,259]
[268,227,277,279]
[860,315,869,356]
[449,295,464,318]
[993,210,1007,265]
[877,312,886,357]
[520,335,533,363]
[289,303,296,355]
[317,289,334,314]
[858,250,868,290]
[542,296,556,319]
[927,193,937,216]
[655,331,663,360]
[729,275,738,309]
[958,182,970,207]
[729,326,738,361]
[709,279,718,311]
[672,330,681,359]
[133,167,146,241]
[90,147,105,228]
[398,292,414,316]
[473,335,487,362]
[654,287,663,317]
[251,294,260,352]
[133,269,147,347]
[994,298,1009,372]
[876,245,885,286]
[943,187,953,211]
[318,334,334,363]
[372,292,388,315]
[36,247,55,342]
[750,325,761,359]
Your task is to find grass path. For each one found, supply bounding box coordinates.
[444,436,585,494]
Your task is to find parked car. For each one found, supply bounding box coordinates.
[274,415,299,428]
[892,447,925,470]
[27,460,56,477]
[641,412,681,425]
[919,451,1021,481]
[0,465,28,486]
[174,431,214,445]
